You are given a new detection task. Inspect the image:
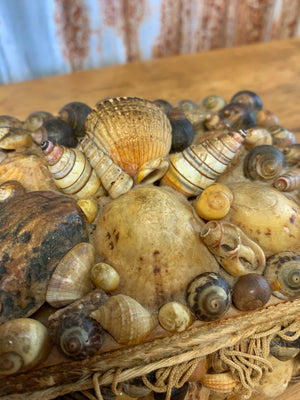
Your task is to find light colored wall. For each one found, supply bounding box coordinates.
[0,0,299,85]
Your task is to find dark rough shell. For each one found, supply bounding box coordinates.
[58,101,92,138]
[0,191,88,323]
[32,118,77,147]
[186,272,231,321]
[230,90,263,112]
[169,107,194,152]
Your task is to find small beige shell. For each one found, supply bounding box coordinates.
[244,127,273,149]
[46,242,96,307]
[80,137,133,199]
[90,294,157,345]
[135,157,169,185]
[0,127,33,149]
[85,96,172,176]
[267,125,296,148]
[0,180,26,203]
[200,221,266,277]
[77,198,99,223]
[201,372,236,393]
[90,262,120,292]
[158,301,194,333]
[194,183,233,220]
[0,318,51,376]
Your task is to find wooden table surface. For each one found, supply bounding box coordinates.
[1,38,300,400]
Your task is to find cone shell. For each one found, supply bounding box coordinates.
[90,294,157,345]
[161,130,246,197]
[46,242,96,307]
[201,372,236,393]
[42,140,105,199]
[85,97,172,176]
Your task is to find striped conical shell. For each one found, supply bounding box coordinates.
[85,97,172,176]
[161,130,246,196]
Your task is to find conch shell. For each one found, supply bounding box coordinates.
[85,96,172,176]
[90,294,156,345]
[200,221,266,277]
[161,130,246,197]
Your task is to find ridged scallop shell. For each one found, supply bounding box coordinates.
[201,372,236,393]
[200,221,266,277]
[263,251,300,300]
[85,97,172,176]
[90,294,157,345]
[160,130,246,196]
[274,169,300,192]
[46,242,96,307]
[41,140,105,199]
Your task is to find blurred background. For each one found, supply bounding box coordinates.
[0,0,299,85]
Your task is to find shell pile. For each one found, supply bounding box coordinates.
[1,93,300,400]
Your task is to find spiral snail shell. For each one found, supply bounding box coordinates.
[32,118,77,147]
[200,95,227,113]
[158,301,194,333]
[186,272,231,321]
[220,103,257,130]
[244,127,273,149]
[243,144,286,181]
[152,98,172,115]
[135,157,169,185]
[274,169,300,192]
[267,125,296,148]
[23,111,54,131]
[282,144,300,165]
[0,318,51,376]
[263,251,300,300]
[0,180,25,203]
[256,109,279,128]
[230,90,263,112]
[58,101,92,137]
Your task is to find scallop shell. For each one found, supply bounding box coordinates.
[263,251,300,300]
[90,294,157,345]
[85,97,172,176]
[41,140,105,199]
[160,130,246,197]
[201,372,236,393]
[46,242,96,307]
[274,169,300,192]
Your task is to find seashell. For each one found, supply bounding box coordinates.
[230,90,263,112]
[160,130,246,197]
[263,251,300,300]
[0,180,25,203]
[244,127,273,149]
[175,99,197,115]
[123,377,152,398]
[274,169,300,192]
[93,186,220,311]
[135,157,169,185]
[0,150,7,163]
[158,301,194,333]
[90,262,120,292]
[85,96,172,176]
[0,126,33,149]
[200,221,266,277]
[169,107,194,152]
[41,140,105,199]
[188,357,208,382]
[200,95,227,113]
[23,111,54,131]
[267,125,296,148]
[80,136,133,199]
[208,352,229,374]
[48,289,108,359]
[203,113,230,132]
[152,99,173,115]
[194,182,233,220]
[153,382,189,400]
[58,101,92,137]
[224,182,300,257]
[282,144,300,165]
[32,118,77,147]
[90,294,157,345]
[0,115,23,129]
[0,318,51,376]
[77,198,98,223]
[187,382,211,400]
[201,372,236,393]
[220,103,257,130]
[232,273,271,311]
[186,272,231,321]
[270,331,300,361]
[46,242,96,308]
[243,144,285,181]
[256,109,279,127]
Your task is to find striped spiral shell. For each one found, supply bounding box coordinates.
[274,169,300,192]
[267,125,296,148]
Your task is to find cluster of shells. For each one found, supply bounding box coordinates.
[1,92,300,400]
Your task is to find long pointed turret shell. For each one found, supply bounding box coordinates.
[80,137,133,199]
[41,140,105,199]
[85,97,172,176]
[160,130,246,196]
[90,294,157,345]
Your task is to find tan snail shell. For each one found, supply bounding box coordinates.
[135,157,169,185]
[0,318,51,376]
[23,111,54,131]
[160,130,246,197]
[46,242,96,307]
[90,294,157,345]
[256,109,279,127]
[223,182,300,257]
[0,127,33,149]
[194,183,234,220]
[267,125,296,148]
[90,262,120,292]
[85,96,172,176]
[158,301,194,333]
[80,136,133,199]
[201,372,236,393]
[41,140,105,199]
[282,144,300,165]
[77,198,98,223]
[200,221,266,277]
[0,180,26,203]
[274,169,300,192]
[200,95,227,113]
[244,127,273,149]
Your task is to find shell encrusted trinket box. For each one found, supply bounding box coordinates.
[0,93,300,400]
